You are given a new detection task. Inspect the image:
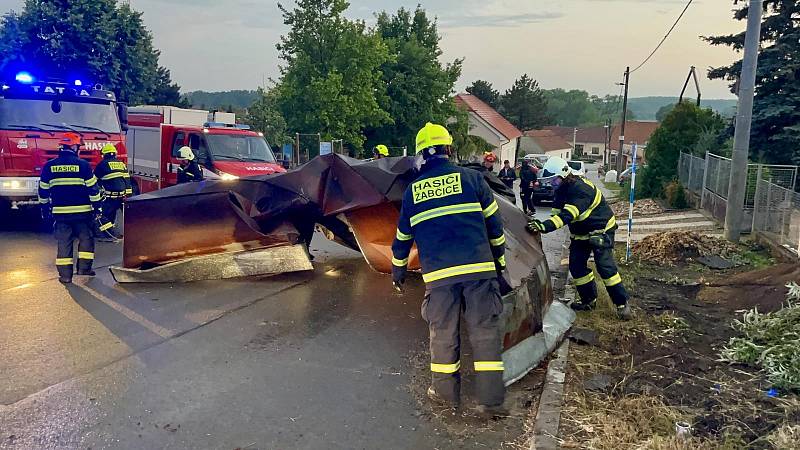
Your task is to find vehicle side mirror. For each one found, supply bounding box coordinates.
[118,103,129,132]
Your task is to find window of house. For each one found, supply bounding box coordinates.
[592,146,600,155]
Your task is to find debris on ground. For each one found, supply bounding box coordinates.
[569,328,599,346]
[720,282,800,390]
[611,198,664,217]
[632,231,740,265]
[560,255,800,449]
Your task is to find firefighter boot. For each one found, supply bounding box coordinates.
[427,386,459,408]
[56,263,73,284]
[617,303,633,321]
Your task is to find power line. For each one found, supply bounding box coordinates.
[630,0,694,74]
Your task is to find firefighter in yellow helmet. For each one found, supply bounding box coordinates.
[93,143,132,239]
[373,144,389,159]
[391,122,508,415]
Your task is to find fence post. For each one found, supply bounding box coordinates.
[765,181,773,233]
[700,151,710,209]
[753,165,763,231]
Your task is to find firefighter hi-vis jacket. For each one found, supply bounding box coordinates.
[38,151,102,220]
[540,177,617,239]
[391,159,506,288]
[94,156,133,198]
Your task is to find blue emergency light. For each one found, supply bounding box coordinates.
[74,79,82,86]
[15,72,34,84]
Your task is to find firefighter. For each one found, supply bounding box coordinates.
[94,143,132,239]
[38,133,102,284]
[482,152,498,172]
[526,156,632,320]
[373,144,389,159]
[392,122,507,415]
[176,146,204,183]
[519,160,537,216]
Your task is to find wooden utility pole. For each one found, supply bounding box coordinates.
[615,67,630,177]
[725,0,763,242]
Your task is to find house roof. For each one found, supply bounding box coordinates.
[454,94,522,141]
[609,121,659,150]
[542,126,609,144]
[522,129,572,153]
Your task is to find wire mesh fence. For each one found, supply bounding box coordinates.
[753,179,800,255]
[679,152,799,233]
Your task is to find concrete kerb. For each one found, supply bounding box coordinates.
[532,236,575,450]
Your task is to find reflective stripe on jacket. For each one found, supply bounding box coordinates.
[391,159,505,288]
[38,151,101,220]
[540,177,616,238]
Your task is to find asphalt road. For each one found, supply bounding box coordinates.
[0,203,562,450]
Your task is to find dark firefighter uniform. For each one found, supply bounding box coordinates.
[38,134,102,283]
[391,123,507,409]
[177,160,203,183]
[94,144,132,230]
[532,176,629,310]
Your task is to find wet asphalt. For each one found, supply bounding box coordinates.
[0,200,563,450]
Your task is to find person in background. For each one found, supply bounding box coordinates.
[482,152,497,172]
[498,160,516,189]
[176,146,204,183]
[519,160,537,216]
[373,144,389,159]
[94,143,132,240]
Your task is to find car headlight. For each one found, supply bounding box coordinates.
[218,171,239,181]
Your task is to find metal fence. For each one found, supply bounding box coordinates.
[753,180,800,255]
[678,152,798,232]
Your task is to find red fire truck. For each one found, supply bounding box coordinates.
[127,106,285,193]
[0,71,128,212]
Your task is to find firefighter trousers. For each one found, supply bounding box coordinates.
[422,278,505,407]
[54,219,95,279]
[102,198,123,226]
[569,231,629,306]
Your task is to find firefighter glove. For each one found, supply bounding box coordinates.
[526,219,545,234]
[392,265,407,293]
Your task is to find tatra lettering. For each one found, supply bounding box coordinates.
[412,173,462,204]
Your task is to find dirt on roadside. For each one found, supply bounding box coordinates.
[560,251,800,449]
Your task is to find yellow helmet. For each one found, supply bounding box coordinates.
[101,143,117,155]
[415,122,452,154]
[374,144,389,157]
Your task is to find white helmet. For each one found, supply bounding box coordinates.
[177,146,195,161]
[540,156,571,179]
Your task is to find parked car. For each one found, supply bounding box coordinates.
[568,160,586,177]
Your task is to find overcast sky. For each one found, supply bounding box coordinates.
[0,0,744,98]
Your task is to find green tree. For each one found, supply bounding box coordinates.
[276,0,391,153]
[655,103,676,123]
[466,80,500,109]
[0,0,182,105]
[243,87,290,145]
[639,102,726,198]
[366,6,462,155]
[499,74,549,130]
[705,1,800,165]
[543,89,601,127]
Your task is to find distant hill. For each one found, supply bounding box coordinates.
[628,96,737,121]
[182,90,259,111]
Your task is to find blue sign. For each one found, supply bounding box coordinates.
[319,141,332,156]
[282,144,293,161]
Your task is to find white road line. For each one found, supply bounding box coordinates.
[74,281,174,338]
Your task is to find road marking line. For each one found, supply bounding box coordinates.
[74,281,174,338]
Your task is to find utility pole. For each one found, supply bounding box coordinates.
[724,0,763,242]
[572,128,578,158]
[615,67,630,177]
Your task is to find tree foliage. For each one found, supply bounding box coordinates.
[466,80,500,109]
[655,103,676,123]
[705,1,800,165]
[0,0,182,105]
[243,87,290,146]
[544,89,602,127]
[366,6,462,155]
[499,74,549,130]
[639,102,726,198]
[275,0,391,154]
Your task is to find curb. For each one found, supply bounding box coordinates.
[532,235,575,450]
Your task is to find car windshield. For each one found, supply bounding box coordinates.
[568,161,583,171]
[0,98,121,133]
[205,134,276,163]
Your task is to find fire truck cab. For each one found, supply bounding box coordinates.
[126,106,285,194]
[0,71,127,211]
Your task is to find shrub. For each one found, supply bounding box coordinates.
[664,180,688,209]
